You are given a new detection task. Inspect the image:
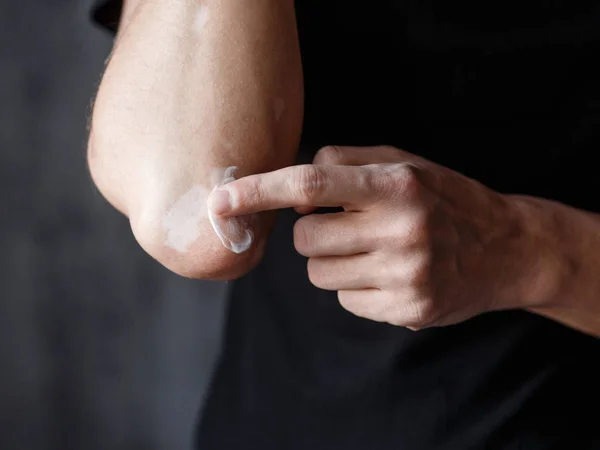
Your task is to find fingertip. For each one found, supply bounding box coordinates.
[207,187,232,216]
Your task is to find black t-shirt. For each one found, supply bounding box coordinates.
[91,2,600,449]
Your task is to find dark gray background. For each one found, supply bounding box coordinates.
[1,1,227,449]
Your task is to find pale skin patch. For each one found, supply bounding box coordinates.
[193,4,210,34]
[222,139,235,151]
[162,166,253,254]
[162,185,210,253]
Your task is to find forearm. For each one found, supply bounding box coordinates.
[512,195,600,337]
[88,0,303,279]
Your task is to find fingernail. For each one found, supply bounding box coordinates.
[208,188,231,215]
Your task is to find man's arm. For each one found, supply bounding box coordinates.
[88,0,304,279]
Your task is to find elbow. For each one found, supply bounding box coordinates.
[130,207,267,280]
[88,132,267,280]
[87,96,272,281]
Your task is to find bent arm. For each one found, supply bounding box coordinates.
[88,0,304,279]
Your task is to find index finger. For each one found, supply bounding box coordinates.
[208,164,376,217]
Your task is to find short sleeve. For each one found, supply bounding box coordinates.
[91,0,123,33]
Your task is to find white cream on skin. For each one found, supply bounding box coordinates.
[207,166,253,254]
[162,166,253,254]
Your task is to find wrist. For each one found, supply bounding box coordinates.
[507,195,570,310]
[510,195,598,310]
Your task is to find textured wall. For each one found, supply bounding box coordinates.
[0,1,227,449]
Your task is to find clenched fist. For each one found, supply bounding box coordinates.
[208,146,561,330]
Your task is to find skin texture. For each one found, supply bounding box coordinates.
[208,145,600,337]
[88,0,303,279]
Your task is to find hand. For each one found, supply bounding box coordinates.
[208,146,557,329]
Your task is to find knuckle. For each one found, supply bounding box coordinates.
[408,255,432,288]
[398,211,431,246]
[366,163,424,203]
[364,164,421,199]
[393,163,422,196]
[293,165,328,203]
[353,167,374,195]
[315,145,343,165]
